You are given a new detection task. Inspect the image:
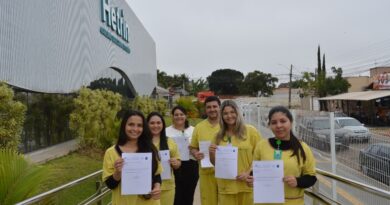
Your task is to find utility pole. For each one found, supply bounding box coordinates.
[288,64,292,109]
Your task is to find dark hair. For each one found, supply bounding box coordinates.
[147,112,169,150]
[171,105,189,128]
[204,96,221,106]
[117,110,159,175]
[268,106,306,164]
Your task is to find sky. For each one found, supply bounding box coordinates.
[126,0,390,83]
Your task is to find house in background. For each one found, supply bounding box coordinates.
[320,67,390,125]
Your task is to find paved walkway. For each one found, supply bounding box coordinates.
[25,139,78,164]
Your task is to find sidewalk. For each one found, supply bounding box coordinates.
[25,139,78,164]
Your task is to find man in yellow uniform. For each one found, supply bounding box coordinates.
[190,96,221,205]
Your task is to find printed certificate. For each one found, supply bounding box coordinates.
[253,160,285,203]
[121,153,152,195]
[172,136,190,161]
[199,141,213,168]
[159,150,171,180]
[215,146,238,179]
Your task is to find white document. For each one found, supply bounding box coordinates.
[253,160,285,203]
[121,153,152,195]
[215,146,238,179]
[159,150,171,180]
[172,136,190,161]
[199,141,213,168]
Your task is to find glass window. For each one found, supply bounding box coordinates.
[338,118,362,127]
[369,145,380,156]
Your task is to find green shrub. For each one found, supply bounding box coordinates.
[129,96,168,116]
[0,83,26,150]
[175,96,199,118]
[69,88,122,149]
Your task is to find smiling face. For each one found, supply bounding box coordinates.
[148,115,163,137]
[125,115,144,141]
[269,112,292,140]
[173,108,186,127]
[269,112,291,140]
[205,101,220,120]
[222,105,237,127]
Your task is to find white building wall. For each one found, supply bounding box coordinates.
[0,0,156,95]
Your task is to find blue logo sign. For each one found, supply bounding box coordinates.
[100,0,130,53]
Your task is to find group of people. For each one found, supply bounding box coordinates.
[102,96,317,205]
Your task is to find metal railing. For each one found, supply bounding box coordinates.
[315,168,390,200]
[15,170,103,205]
[15,167,390,205]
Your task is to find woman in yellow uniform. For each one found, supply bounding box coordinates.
[102,110,162,205]
[247,106,317,205]
[209,100,262,205]
[147,112,181,205]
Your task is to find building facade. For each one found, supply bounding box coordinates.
[0,0,156,96]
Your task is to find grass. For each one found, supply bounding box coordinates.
[35,149,105,204]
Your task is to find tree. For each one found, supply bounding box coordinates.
[69,88,122,149]
[326,67,350,95]
[157,69,173,88]
[0,83,26,150]
[157,70,191,92]
[0,149,46,204]
[88,77,133,98]
[316,46,327,110]
[241,71,278,96]
[298,72,317,96]
[207,69,244,95]
[189,78,208,96]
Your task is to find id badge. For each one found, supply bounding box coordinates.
[274,150,282,160]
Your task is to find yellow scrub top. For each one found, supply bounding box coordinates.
[253,139,316,205]
[102,145,162,205]
[214,124,262,194]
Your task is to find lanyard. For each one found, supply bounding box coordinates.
[274,139,282,160]
[223,135,232,146]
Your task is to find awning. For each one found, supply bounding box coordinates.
[319,90,390,101]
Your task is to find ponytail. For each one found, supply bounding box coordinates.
[289,131,306,164]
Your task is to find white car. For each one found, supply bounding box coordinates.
[335,117,371,142]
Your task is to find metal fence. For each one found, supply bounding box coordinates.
[238,100,390,205]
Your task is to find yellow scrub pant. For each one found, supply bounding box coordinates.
[136,196,161,205]
[199,173,218,205]
[219,192,253,205]
[255,197,304,205]
[160,189,174,205]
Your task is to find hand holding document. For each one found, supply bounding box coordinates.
[253,160,285,203]
[159,150,171,180]
[121,153,152,195]
[215,146,238,179]
[199,141,213,168]
[172,137,190,161]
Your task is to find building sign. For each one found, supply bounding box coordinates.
[373,72,390,90]
[100,0,130,53]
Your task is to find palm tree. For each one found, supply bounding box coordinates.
[0,149,46,204]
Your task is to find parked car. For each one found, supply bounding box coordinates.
[359,143,390,185]
[298,117,350,151]
[335,117,371,143]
